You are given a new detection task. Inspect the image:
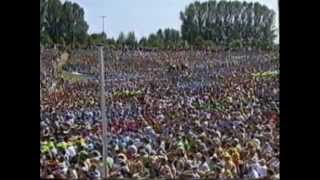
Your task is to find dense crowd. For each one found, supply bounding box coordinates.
[40,48,279,179]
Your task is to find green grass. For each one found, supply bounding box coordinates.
[251,70,279,78]
[60,70,90,82]
[56,52,92,83]
[112,90,143,98]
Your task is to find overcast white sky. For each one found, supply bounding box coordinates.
[60,0,279,42]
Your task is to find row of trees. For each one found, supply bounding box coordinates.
[40,0,277,50]
[180,1,277,49]
[87,28,187,49]
[141,28,186,49]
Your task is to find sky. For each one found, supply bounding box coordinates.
[60,0,279,42]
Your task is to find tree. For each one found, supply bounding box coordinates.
[139,37,148,48]
[40,0,89,48]
[162,28,181,48]
[117,32,126,47]
[45,0,63,44]
[156,29,164,48]
[69,3,89,47]
[40,0,48,33]
[194,35,205,48]
[40,0,51,47]
[147,33,161,48]
[126,31,138,48]
[107,38,116,46]
[88,33,106,46]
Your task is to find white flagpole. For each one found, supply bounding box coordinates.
[99,15,108,179]
[99,45,108,179]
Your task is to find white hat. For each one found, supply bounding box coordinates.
[253,138,261,147]
[204,121,209,126]
[128,145,137,154]
[215,131,221,138]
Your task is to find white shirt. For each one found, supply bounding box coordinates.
[51,147,58,156]
[199,162,210,172]
[263,143,273,154]
[247,169,260,179]
[67,146,76,158]
[71,170,78,179]
[59,162,68,174]
[256,164,267,178]
[270,158,280,169]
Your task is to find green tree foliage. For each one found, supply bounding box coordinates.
[117,32,126,47]
[88,33,107,47]
[147,33,160,48]
[40,0,89,48]
[139,28,182,49]
[139,37,148,47]
[40,0,277,51]
[163,28,181,48]
[40,0,48,33]
[126,32,138,48]
[106,38,118,49]
[45,0,63,45]
[180,0,276,49]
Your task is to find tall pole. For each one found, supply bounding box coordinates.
[278,0,280,45]
[72,5,75,49]
[100,15,107,179]
[101,16,106,40]
[99,46,108,179]
[72,21,75,49]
